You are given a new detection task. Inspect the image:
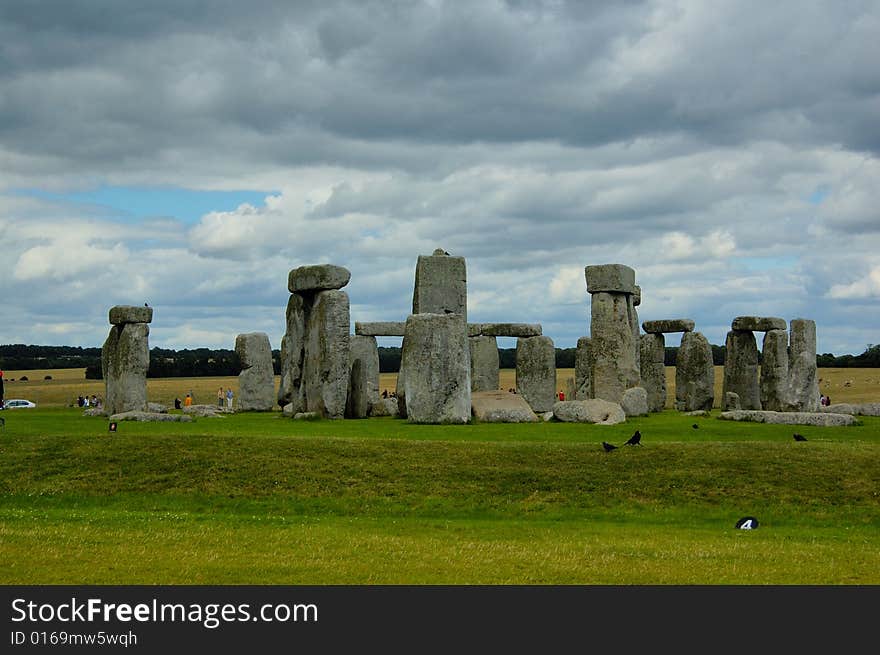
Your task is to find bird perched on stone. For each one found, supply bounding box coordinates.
[624,430,642,445]
[602,441,618,452]
[793,433,807,442]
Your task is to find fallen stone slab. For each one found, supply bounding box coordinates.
[288,264,351,293]
[479,323,542,337]
[183,404,228,418]
[369,397,399,418]
[471,390,538,423]
[109,305,153,325]
[147,402,168,413]
[293,412,320,421]
[731,316,787,331]
[642,319,695,334]
[552,399,626,425]
[83,408,107,417]
[355,321,407,337]
[109,411,193,423]
[718,410,858,426]
[820,402,880,417]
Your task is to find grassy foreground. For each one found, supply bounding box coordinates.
[1,408,878,584]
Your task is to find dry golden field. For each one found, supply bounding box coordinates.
[4,366,879,409]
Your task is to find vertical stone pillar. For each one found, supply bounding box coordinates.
[235,332,275,411]
[399,313,471,424]
[631,285,641,386]
[469,335,499,391]
[349,334,380,413]
[640,333,666,412]
[282,265,352,418]
[412,249,467,320]
[574,336,592,400]
[760,329,789,411]
[102,305,152,415]
[515,335,556,413]
[585,264,637,404]
[787,318,819,412]
[675,331,715,411]
[722,330,761,410]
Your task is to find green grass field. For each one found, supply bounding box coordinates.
[1,406,878,584]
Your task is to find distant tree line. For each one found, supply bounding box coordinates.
[2,343,879,378]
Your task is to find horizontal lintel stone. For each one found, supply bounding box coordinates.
[109,305,153,325]
[642,319,695,334]
[355,321,406,337]
[288,264,351,293]
[585,264,636,294]
[731,316,787,332]
[479,323,542,337]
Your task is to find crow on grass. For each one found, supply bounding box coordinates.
[692,424,699,429]
[602,441,618,452]
[624,430,642,445]
[793,433,807,442]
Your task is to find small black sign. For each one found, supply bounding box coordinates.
[735,516,759,530]
[108,421,118,433]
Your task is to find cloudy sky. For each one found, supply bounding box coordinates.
[1,0,878,355]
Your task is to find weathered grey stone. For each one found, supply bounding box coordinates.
[183,404,227,418]
[584,264,636,294]
[786,319,819,412]
[412,251,467,320]
[369,397,399,418]
[642,319,695,334]
[282,403,295,417]
[629,295,641,381]
[293,412,320,421]
[640,333,666,412]
[349,335,380,406]
[515,335,556,413]
[633,285,641,307]
[469,335,499,392]
[83,407,107,417]
[109,411,193,423]
[399,313,471,424]
[345,358,369,419]
[102,322,150,415]
[820,402,880,416]
[354,321,406,337]
[278,294,306,411]
[471,390,538,423]
[575,336,592,400]
[675,331,714,412]
[479,323,543,337]
[760,329,789,411]
[621,386,648,417]
[590,291,638,404]
[564,376,577,403]
[552,399,626,425]
[467,323,483,337]
[731,316,787,332]
[303,290,350,419]
[235,332,275,411]
[147,402,168,413]
[722,330,761,410]
[723,391,741,411]
[718,410,857,427]
[685,410,711,418]
[109,305,153,325]
[288,264,351,293]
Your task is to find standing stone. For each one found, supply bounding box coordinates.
[590,290,637,403]
[787,319,819,412]
[278,293,307,411]
[102,320,150,415]
[235,332,275,411]
[516,335,556,413]
[345,359,369,419]
[723,391,741,411]
[621,386,648,417]
[411,249,467,320]
[675,331,715,411]
[640,333,666,412]
[303,289,350,418]
[399,313,471,424]
[722,330,761,410]
[760,329,789,411]
[349,335,380,408]
[575,336,592,400]
[630,285,641,385]
[469,335,499,392]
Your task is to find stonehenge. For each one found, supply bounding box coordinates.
[102,305,152,415]
[675,331,714,412]
[235,332,275,411]
[278,264,351,418]
[516,335,556,413]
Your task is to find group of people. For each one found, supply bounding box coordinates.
[819,394,832,407]
[77,394,101,409]
[217,387,234,409]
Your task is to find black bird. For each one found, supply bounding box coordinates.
[624,430,642,446]
[602,441,618,452]
[692,423,699,429]
[793,433,807,442]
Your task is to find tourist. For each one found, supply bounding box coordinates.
[558,390,565,401]
[226,388,234,409]
[217,387,224,408]
[184,393,193,407]
[174,397,182,410]
[83,395,90,408]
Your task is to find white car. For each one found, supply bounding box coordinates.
[1,399,36,409]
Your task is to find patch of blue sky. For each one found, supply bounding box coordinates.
[808,186,830,205]
[739,256,799,272]
[13,186,277,224]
